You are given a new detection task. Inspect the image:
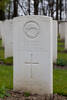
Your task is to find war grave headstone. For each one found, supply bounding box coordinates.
[13,16,53,94]
[53,20,58,62]
[59,22,65,40]
[65,22,67,49]
[0,21,5,47]
[4,20,13,58]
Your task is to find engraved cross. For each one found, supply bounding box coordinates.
[25,53,39,78]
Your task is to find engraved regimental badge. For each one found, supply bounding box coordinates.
[24,21,40,39]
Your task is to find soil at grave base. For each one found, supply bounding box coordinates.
[1,91,67,100]
[54,65,67,69]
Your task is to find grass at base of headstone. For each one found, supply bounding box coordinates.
[56,53,67,66]
[24,92,31,97]
[0,39,4,62]
[58,39,65,52]
[0,39,2,47]
[0,39,13,65]
[53,69,67,96]
[56,58,65,66]
[0,48,4,59]
[0,85,11,98]
[57,36,67,66]
[58,47,65,52]
[4,57,13,65]
[0,65,13,89]
[58,42,64,47]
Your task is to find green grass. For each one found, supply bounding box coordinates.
[0,39,13,65]
[58,53,67,61]
[0,48,4,59]
[0,39,2,47]
[4,57,13,65]
[54,69,67,96]
[58,46,64,52]
[57,36,67,66]
[57,38,67,66]
[57,53,67,66]
[58,38,65,52]
[0,39,4,60]
[58,41,64,46]
[0,65,13,89]
[24,92,30,97]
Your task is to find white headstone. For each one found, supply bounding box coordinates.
[4,20,13,58]
[13,16,53,95]
[0,21,5,47]
[53,20,58,62]
[65,23,67,49]
[59,22,65,40]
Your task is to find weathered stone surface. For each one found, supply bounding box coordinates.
[59,22,65,40]
[0,21,5,47]
[13,16,53,94]
[65,23,67,49]
[4,20,13,58]
[53,20,58,63]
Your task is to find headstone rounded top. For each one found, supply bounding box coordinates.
[13,15,52,22]
[24,21,40,39]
